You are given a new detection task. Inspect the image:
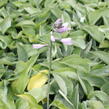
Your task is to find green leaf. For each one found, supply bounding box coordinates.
[101,83,109,95]
[72,85,79,109]
[17,94,42,109]
[51,100,69,109]
[88,7,109,24]
[92,51,109,64]
[16,20,35,27]
[0,81,16,109]
[88,8,109,24]
[77,73,88,95]
[63,78,74,101]
[62,11,71,22]
[87,100,105,109]
[28,85,48,103]
[24,7,38,14]
[0,35,12,49]
[0,17,12,34]
[44,0,56,8]
[53,68,78,80]
[83,74,105,87]
[73,39,86,49]
[79,0,98,4]
[59,90,75,108]
[99,40,109,48]
[17,43,28,61]
[11,55,38,93]
[91,65,109,77]
[53,74,67,95]
[16,98,29,109]
[88,91,109,103]
[82,25,105,42]
[60,54,91,72]
[51,6,62,18]
[0,0,8,7]
[88,10,101,24]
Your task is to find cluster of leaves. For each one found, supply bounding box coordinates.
[0,0,109,109]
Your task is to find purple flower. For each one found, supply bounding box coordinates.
[33,18,72,49]
[54,19,71,33]
[56,26,71,33]
[54,19,62,27]
[51,31,73,45]
[60,38,73,45]
[33,44,48,49]
[32,37,73,49]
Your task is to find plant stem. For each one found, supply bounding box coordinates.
[47,39,52,109]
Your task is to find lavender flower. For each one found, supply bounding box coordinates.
[53,19,71,33]
[60,38,73,45]
[33,44,48,49]
[33,19,73,49]
[32,37,73,49]
[54,19,62,28]
[50,32,73,45]
[56,26,71,33]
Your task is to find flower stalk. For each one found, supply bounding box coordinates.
[32,18,73,109]
[47,36,52,109]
